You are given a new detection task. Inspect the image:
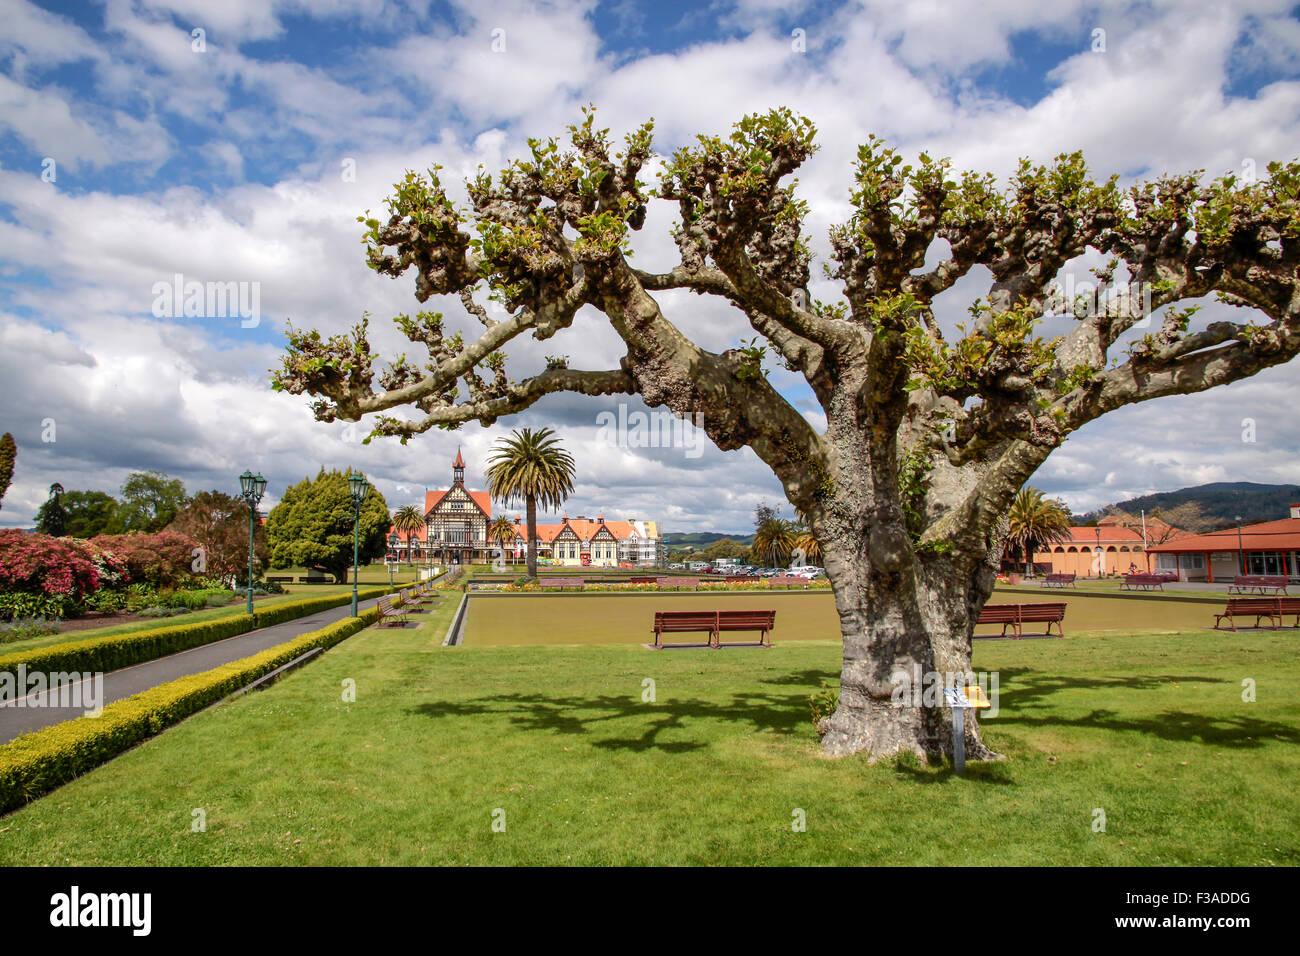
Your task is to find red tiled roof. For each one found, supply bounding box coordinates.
[504,517,645,544]
[423,488,491,517]
[1058,525,1146,544]
[1147,517,1300,553]
[387,523,429,543]
[1098,515,1175,530]
[508,521,563,543]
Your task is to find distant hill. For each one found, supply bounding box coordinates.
[663,531,755,549]
[1080,482,1300,529]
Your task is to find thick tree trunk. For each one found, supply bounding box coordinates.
[817,538,1001,763]
[526,495,538,579]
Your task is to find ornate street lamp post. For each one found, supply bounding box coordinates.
[238,470,267,615]
[347,473,371,617]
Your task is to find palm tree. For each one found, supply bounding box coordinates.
[752,516,797,566]
[392,504,425,568]
[788,505,824,567]
[487,515,517,565]
[485,427,575,579]
[1005,487,1072,576]
[792,526,823,566]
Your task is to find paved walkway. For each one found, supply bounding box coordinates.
[0,595,387,744]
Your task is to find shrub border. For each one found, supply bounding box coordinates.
[0,587,400,681]
[0,603,393,815]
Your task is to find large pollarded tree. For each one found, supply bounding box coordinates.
[274,109,1300,761]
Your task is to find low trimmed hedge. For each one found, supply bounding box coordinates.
[246,587,394,629]
[0,587,399,681]
[0,613,257,681]
[0,606,383,815]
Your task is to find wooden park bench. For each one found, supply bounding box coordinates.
[265,575,295,584]
[402,588,437,610]
[769,575,810,589]
[1214,597,1300,631]
[1041,573,1076,588]
[976,602,1067,639]
[377,596,408,627]
[547,577,586,591]
[651,609,777,648]
[715,610,777,647]
[656,577,699,591]
[1228,575,1289,595]
[1121,573,1165,591]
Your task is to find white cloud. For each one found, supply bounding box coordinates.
[0,75,110,168]
[2,0,1299,534]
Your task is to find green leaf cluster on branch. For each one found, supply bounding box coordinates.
[272,107,1300,568]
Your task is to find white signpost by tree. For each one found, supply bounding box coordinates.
[944,686,991,774]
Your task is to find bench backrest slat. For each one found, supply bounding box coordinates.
[716,610,776,627]
[978,602,1066,623]
[1224,597,1284,611]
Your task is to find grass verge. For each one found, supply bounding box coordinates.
[0,622,1293,866]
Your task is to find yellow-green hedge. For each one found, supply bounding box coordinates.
[0,587,398,681]
[246,587,395,628]
[0,606,385,815]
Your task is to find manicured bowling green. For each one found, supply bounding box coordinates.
[465,592,842,645]
[462,588,1222,646]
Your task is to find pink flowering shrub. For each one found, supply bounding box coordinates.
[89,532,199,589]
[0,530,103,613]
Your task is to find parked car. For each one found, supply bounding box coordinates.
[789,565,825,578]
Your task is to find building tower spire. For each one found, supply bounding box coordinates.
[452,446,465,486]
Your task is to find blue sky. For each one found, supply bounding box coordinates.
[2,0,1299,533]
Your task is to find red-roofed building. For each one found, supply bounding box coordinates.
[1030,523,1153,578]
[385,450,662,567]
[500,513,661,567]
[386,449,493,565]
[1146,504,1300,582]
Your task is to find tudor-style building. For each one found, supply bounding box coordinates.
[502,514,662,567]
[386,450,662,568]
[386,449,493,566]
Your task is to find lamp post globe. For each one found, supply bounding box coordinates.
[348,473,370,617]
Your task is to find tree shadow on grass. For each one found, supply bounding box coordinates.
[987,670,1294,748]
[992,708,1300,748]
[757,669,840,688]
[409,688,815,753]
[992,668,1229,710]
[890,760,1017,787]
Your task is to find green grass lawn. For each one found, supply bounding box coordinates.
[0,605,1294,865]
